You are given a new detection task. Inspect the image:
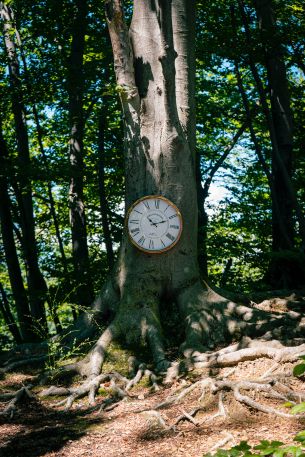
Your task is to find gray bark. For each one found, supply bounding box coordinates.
[103,0,200,368]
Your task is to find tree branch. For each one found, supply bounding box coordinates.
[105,0,140,109]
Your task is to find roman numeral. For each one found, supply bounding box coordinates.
[149,239,154,249]
[154,200,160,209]
[130,219,139,224]
[166,233,175,241]
[169,214,177,219]
[131,228,140,234]
[138,236,145,246]
[170,224,179,229]
[143,201,150,209]
[161,239,166,247]
[134,209,142,214]
[164,205,170,213]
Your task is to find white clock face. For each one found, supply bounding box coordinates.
[127,196,182,253]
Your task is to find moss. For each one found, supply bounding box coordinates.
[103,342,133,375]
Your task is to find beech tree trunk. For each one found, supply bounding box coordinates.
[254,0,294,253]
[90,0,214,371]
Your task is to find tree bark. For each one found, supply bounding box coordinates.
[253,0,295,253]
[1,2,48,332]
[67,0,94,308]
[100,0,201,369]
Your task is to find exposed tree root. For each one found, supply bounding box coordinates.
[0,385,34,418]
[38,359,160,410]
[190,339,305,369]
[148,372,305,429]
[210,432,235,451]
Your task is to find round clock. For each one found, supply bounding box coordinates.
[126,195,183,253]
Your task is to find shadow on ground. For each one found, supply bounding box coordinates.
[0,396,105,457]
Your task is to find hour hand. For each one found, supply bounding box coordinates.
[147,216,158,227]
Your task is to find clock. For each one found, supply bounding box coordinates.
[126,196,183,253]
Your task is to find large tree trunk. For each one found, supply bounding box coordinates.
[67,0,94,308]
[1,2,48,330]
[111,0,200,364]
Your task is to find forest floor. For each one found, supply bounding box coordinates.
[1,292,305,457]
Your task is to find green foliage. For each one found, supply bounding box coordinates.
[292,357,305,377]
[204,440,305,457]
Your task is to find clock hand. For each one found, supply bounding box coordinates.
[154,220,167,225]
[147,216,158,227]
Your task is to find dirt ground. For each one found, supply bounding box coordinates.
[1,292,305,456]
[0,356,305,457]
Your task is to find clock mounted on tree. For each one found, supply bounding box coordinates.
[126,196,183,253]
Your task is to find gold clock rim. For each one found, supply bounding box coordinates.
[125,195,183,254]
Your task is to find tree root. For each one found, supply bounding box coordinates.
[210,432,235,451]
[0,385,34,418]
[190,339,305,369]
[39,361,160,410]
[149,371,305,429]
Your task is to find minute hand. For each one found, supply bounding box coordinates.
[154,220,167,225]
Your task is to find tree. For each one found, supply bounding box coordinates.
[0,118,35,342]
[67,0,94,308]
[1,2,48,334]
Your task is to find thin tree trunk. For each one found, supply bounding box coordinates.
[1,2,48,332]
[0,120,36,342]
[0,283,22,344]
[98,104,115,270]
[253,0,295,252]
[13,8,68,280]
[67,0,93,308]
[230,5,292,250]
[238,0,305,286]
[197,113,256,278]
